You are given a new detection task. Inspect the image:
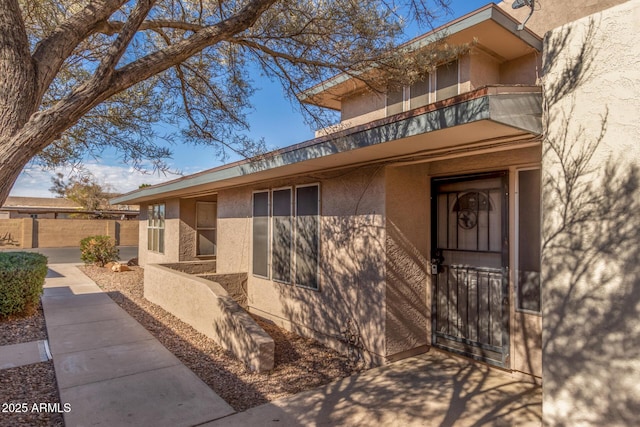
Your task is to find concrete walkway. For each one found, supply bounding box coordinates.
[42,264,234,426]
[40,263,542,426]
[0,339,50,369]
[205,350,542,427]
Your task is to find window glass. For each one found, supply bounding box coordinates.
[295,185,320,289]
[196,202,216,256]
[272,189,292,283]
[147,203,165,253]
[386,85,404,116]
[436,59,459,101]
[517,169,541,312]
[252,192,269,277]
[410,79,429,109]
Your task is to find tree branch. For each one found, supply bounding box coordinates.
[93,0,156,84]
[32,0,127,103]
[109,0,278,96]
[97,19,205,35]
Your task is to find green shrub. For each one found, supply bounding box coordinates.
[80,235,119,267]
[0,252,48,318]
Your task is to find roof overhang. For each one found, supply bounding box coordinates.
[112,86,542,205]
[299,4,542,110]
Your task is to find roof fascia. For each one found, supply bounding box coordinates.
[112,95,500,205]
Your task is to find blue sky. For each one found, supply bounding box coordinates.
[11,0,493,198]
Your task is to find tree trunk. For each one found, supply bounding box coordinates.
[0,0,38,204]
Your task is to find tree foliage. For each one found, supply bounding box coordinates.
[0,0,453,205]
[49,171,113,213]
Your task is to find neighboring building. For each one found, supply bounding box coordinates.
[113,1,639,425]
[0,196,139,219]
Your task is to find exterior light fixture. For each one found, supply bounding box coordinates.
[512,0,535,30]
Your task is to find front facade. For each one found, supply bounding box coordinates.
[113,2,640,423]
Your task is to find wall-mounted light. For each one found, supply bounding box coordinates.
[512,0,535,31]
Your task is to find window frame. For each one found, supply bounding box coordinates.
[515,167,542,315]
[195,201,217,257]
[147,202,165,254]
[252,190,271,279]
[434,58,460,102]
[294,183,321,291]
[271,186,293,284]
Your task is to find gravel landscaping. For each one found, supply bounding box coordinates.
[80,265,365,412]
[0,305,65,427]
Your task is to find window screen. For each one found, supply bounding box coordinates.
[252,192,269,277]
[386,85,404,116]
[410,79,429,109]
[517,169,541,312]
[147,203,165,253]
[272,189,292,283]
[295,185,320,289]
[436,59,458,101]
[196,202,216,256]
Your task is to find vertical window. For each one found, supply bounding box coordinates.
[517,169,541,313]
[386,85,404,116]
[196,202,217,256]
[435,59,459,101]
[409,78,430,109]
[272,188,292,283]
[147,203,165,253]
[252,191,270,278]
[295,185,320,290]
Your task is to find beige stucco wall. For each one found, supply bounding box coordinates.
[216,166,388,364]
[542,1,640,424]
[384,164,430,358]
[216,187,252,273]
[498,0,628,37]
[469,50,500,90]
[144,264,273,372]
[500,52,540,85]
[138,198,180,266]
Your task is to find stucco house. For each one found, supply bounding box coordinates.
[113,1,639,424]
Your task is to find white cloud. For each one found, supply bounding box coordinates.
[10,163,183,198]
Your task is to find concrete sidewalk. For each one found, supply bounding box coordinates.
[205,350,542,427]
[42,264,234,426]
[41,264,542,427]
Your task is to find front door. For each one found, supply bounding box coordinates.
[431,172,509,367]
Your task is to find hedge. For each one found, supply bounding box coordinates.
[0,252,48,318]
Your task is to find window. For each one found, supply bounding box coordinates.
[516,169,541,313]
[196,202,216,256]
[272,188,292,283]
[386,85,404,116]
[147,203,165,253]
[252,185,321,290]
[435,59,459,101]
[295,185,320,290]
[252,191,270,278]
[409,78,430,109]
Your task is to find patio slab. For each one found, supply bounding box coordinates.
[205,349,542,427]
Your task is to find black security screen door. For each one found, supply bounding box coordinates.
[431,171,509,367]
